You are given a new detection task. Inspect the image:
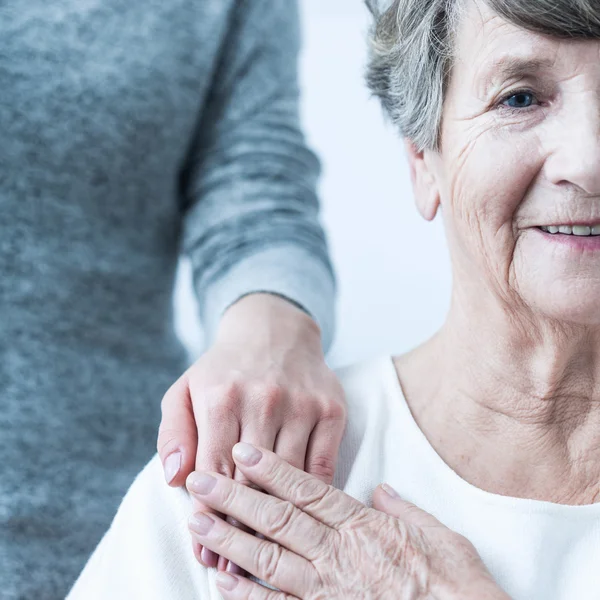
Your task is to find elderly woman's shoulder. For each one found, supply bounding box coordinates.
[329,355,400,493]
[334,354,396,401]
[68,455,212,600]
[333,354,399,429]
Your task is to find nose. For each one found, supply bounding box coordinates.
[545,102,600,196]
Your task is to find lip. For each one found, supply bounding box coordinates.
[534,227,600,251]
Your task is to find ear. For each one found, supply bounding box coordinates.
[404,139,441,221]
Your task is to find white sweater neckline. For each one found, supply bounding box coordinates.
[381,355,600,517]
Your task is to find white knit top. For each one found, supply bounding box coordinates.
[68,357,600,600]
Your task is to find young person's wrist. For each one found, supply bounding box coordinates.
[216,292,322,345]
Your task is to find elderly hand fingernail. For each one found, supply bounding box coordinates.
[381,483,399,498]
[216,572,239,591]
[188,473,217,495]
[232,442,262,466]
[164,452,181,484]
[190,513,215,535]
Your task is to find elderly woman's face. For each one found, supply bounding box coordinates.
[419,0,600,323]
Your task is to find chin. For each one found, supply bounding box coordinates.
[526,285,600,327]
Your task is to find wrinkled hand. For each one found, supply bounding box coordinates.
[185,444,511,600]
[157,294,347,571]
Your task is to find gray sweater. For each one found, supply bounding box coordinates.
[0,1,335,598]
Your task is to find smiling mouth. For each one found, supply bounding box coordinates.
[539,225,600,236]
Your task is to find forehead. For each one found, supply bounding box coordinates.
[453,0,599,92]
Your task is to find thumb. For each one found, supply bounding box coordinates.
[157,374,198,487]
[372,483,442,529]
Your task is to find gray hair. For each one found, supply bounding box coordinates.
[365,0,600,151]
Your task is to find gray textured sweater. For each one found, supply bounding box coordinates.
[0,2,335,598]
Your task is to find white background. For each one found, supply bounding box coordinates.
[174,0,453,368]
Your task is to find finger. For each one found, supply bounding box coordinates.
[193,539,219,570]
[193,388,241,478]
[186,471,330,560]
[231,443,364,529]
[188,511,314,597]
[192,389,241,569]
[215,571,299,600]
[157,374,198,488]
[372,484,443,529]
[219,422,278,574]
[273,422,313,471]
[235,422,279,486]
[305,414,346,484]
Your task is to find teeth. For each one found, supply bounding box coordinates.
[573,225,591,236]
[541,224,600,236]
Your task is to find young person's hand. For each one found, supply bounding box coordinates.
[157,293,347,572]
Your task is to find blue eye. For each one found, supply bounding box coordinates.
[502,91,536,109]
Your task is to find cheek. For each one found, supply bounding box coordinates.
[441,126,544,275]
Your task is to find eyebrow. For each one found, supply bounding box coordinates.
[479,56,555,95]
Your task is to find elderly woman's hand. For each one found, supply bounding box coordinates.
[157,293,347,570]
[186,444,510,600]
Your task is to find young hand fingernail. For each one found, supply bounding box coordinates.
[201,546,219,568]
[216,572,239,591]
[188,473,217,494]
[227,561,245,576]
[164,452,181,484]
[232,442,262,466]
[189,513,215,535]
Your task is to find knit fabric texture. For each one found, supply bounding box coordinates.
[0,1,334,597]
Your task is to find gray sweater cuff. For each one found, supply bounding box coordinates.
[200,245,336,353]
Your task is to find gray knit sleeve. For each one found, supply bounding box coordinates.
[179,0,336,351]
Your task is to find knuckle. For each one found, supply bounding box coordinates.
[207,380,242,407]
[453,532,478,555]
[314,522,334,550]
[262,459,287,488]
[156,428,182,455]
[307,454,336,482]
[255,540,284,582]
[250,383,285,419]
[322,397,347,421]
[218,521,240,554]
[248,587,277,600]
[293,477,331,511]
[261,500,296,539]
[260,381,285,403]
[387,518,431,572]
[219,481,241,512]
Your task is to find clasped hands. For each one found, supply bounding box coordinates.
[157,294,509,599]
[185,443,510,600]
